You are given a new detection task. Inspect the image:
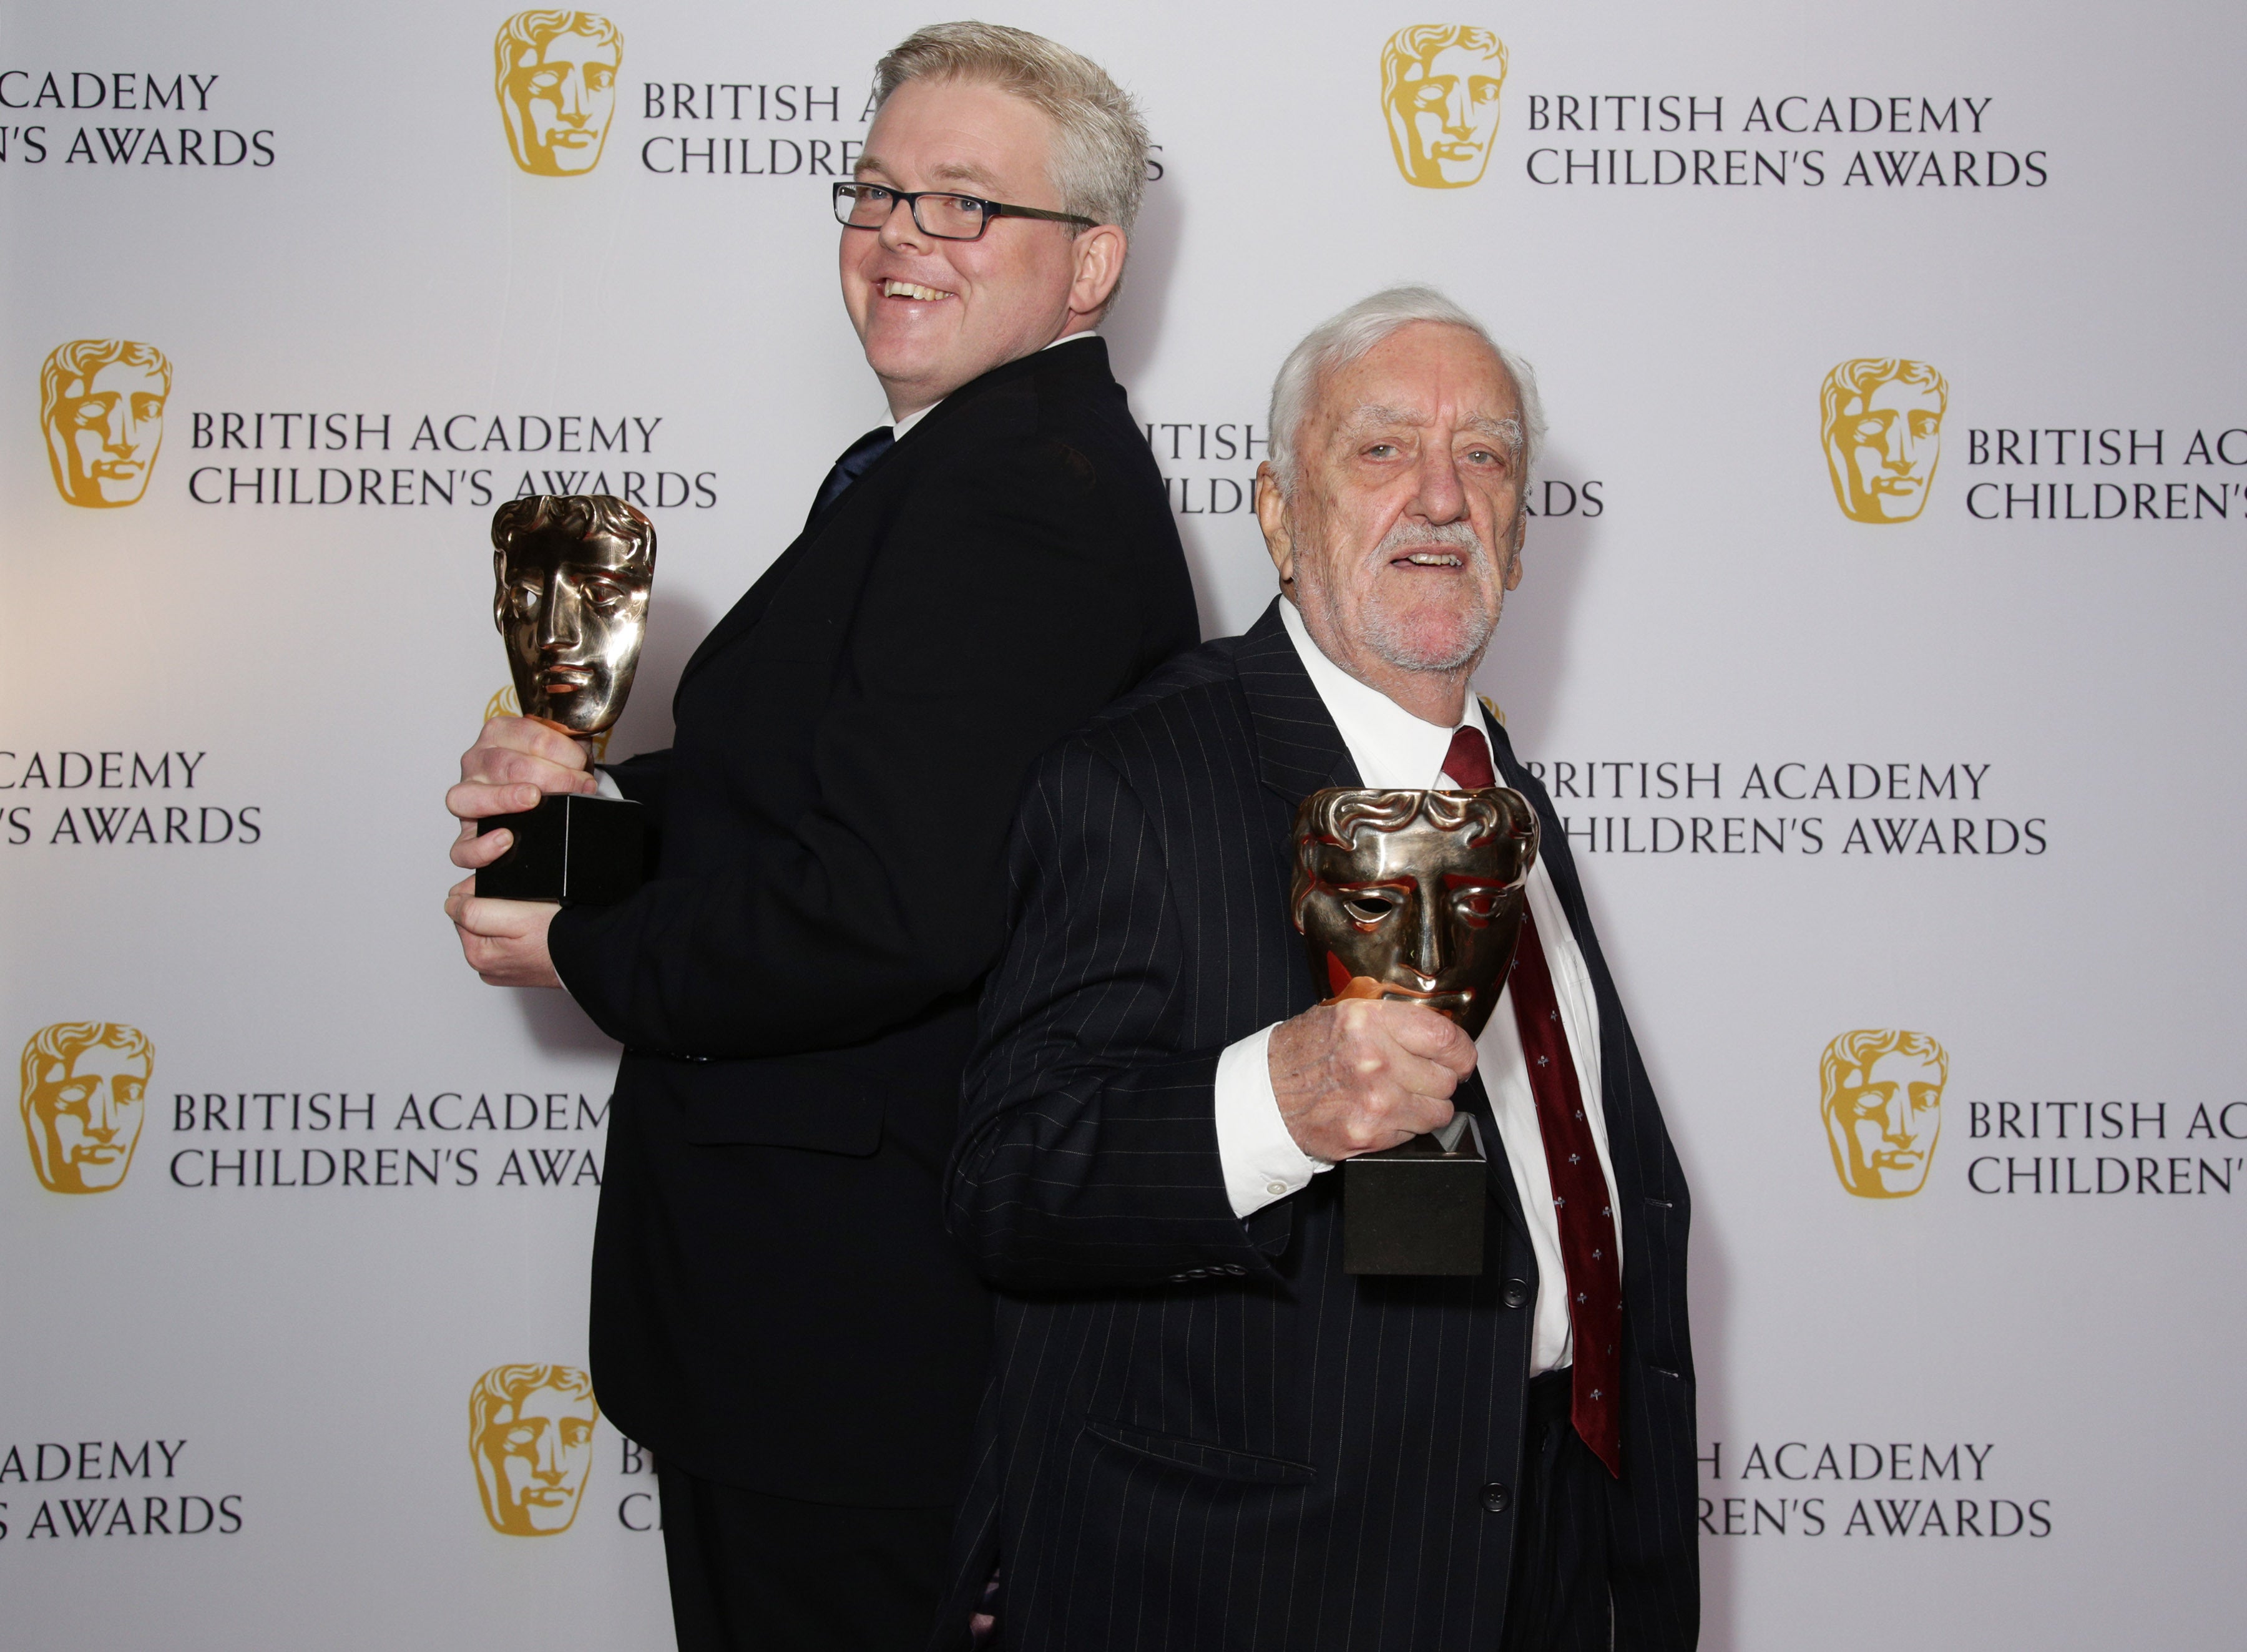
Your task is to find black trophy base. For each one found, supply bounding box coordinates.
[475,793,645,906]
[1343,1115,1487,1276]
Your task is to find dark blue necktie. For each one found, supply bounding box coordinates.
[806,425,894,529]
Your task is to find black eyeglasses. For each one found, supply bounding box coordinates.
[833,182,1095,242]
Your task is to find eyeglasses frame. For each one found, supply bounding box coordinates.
[832,181,1097,242]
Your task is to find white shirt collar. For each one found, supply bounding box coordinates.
[1276,596,1479,789]
[890,331,1100,442]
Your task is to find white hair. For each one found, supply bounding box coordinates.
[873,22,1148,235]
[1266,285,1546,493]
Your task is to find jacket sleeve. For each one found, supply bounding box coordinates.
[596,746,672,816]
[546,439,1185,1060]
[945,739,1291,1291]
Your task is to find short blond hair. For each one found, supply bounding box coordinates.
[873,22,1148,235]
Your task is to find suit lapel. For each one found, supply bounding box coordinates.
[1235,599,1361,803]
[674,340,1120,696]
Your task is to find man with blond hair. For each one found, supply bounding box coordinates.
[443,21,1195,1648]
[946,288,1697,1647]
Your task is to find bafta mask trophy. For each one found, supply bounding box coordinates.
[474,494,654,904]
[1291,786,1540,1274]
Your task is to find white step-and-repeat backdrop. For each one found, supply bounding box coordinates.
[6,1,2241,1646]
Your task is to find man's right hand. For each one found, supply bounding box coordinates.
[1266,995,1479,1162]
[446,715,598,873]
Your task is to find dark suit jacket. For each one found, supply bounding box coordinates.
[548,338,1199,1507]
[940,600,1698,1645]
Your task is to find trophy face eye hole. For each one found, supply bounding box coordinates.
[1340,893,1399,925]
[506,580,542,619]
[1452,888,1498,923]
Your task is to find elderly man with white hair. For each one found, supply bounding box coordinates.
[943,287,1699,1648]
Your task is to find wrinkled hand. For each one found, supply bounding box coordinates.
[444,875,562,987]
[446,715,598,873]
[444,716,592,988]
[1267,982,1477,1161]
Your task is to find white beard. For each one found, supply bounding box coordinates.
[1308,518,1500,674]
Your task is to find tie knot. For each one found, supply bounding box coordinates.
[808,426,896,529]
[1442,725,1496,791]
[835,425,895,482]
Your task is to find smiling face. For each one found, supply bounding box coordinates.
[1293,789,1537,1039]
[1386,39,1507,187]
[841,76,1123,418]
[499,23,619,175]
[47,359,167,507]
[492,499,654,738]
[1824,1043,1946,1197]
[1260,322,1527,708]
[23,1032,149,1194]
[473,1379,597,1535]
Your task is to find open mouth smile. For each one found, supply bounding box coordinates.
[881,280,956,302]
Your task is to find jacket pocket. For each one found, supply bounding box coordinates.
[657,1053,885,1155]
[1083,1419,1317,1485]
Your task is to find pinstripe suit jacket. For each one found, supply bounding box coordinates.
[939,600,1698,1650]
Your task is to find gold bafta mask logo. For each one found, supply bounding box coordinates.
[496,11,624,176]
[469,1364,600,1535]
[41,340,172,507]
[1381,25,1509,188]
[1820,358,1949,523]
[21,1022,152,1194]
[1820,1029,1948,1198]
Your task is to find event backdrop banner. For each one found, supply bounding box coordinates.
[4,1,2242,1646]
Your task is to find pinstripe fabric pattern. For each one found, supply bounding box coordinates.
[939,601,1698,1650]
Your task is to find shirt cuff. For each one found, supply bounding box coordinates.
[1213,1023,1333,1219]
[591,768,624,801]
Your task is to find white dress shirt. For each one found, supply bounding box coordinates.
[1211,597,1622,1374]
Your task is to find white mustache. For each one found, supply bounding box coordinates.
[1376,520,1487,562]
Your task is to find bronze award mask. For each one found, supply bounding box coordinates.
[1290,785,1540,1277]
[492,493,656,739]
[476,495,654,905]
[1290,787,1540,1039]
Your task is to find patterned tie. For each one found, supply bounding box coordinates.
[806,425,894,529]
[1442,725,1623,1478]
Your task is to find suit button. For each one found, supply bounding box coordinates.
[1500,1279,1532,1309]
[1481,1482,1510,1514]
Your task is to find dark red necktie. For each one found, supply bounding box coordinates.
[1443,726,1623,1478]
